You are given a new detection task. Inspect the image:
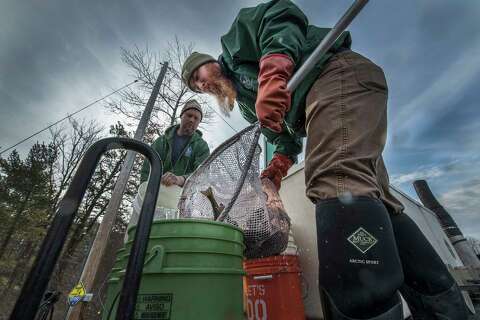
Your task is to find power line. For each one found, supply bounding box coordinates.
[1,62,173,156]
[0,80,139,156]
[0,61,241,155]
[205,104,238,133]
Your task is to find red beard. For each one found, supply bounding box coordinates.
[204,64,237,116]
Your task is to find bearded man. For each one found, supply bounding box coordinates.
[140,99,210,187]
[180,0,469,319]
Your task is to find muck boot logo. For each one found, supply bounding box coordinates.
[347,227,378,254]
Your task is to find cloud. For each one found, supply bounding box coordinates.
[439,179,480,239]
[440,178,480,212]
[0,0,258,155]
[391,155,480,187]
[1,0,480,241]
[389,155,480,239]
[390,166,444,186]
[393,39,480,138]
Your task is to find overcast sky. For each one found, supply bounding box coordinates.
[1,0,479,238]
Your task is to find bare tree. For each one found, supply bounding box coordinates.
[107,36,214,139]
[47,118,104,218]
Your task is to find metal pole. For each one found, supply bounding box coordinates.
[66,62,169,320]
[287,0,369,91]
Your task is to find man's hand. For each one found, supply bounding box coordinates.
[260,153,293,191]
[161,172,185,187]
[256,54,295,133]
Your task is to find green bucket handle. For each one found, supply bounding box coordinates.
[142,245,165,272]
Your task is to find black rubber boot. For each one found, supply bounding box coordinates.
[315,196,404,319]
[322,291,404,320]
[401,283,469,320]
[390,213,469,320]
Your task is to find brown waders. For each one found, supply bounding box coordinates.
[305,50,468,319]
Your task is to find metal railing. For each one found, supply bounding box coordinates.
[9,137,163,320]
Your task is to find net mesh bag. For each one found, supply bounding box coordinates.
[178,124,290,258]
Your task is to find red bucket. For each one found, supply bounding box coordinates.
[244,255,305,320]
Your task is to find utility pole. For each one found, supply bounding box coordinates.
[66,62,168,320]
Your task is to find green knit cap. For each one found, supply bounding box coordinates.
[181,52,216,91]
[180,99,203,120]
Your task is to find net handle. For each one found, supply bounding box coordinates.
[287,0,369,91]
[216,124,262,222]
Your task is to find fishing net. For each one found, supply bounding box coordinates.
[178,124,290,258]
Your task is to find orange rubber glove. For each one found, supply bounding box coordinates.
[256,54,295,133]
[260,153,294,191]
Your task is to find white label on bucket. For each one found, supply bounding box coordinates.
[134,294,172,319]
[247,298,267,320]
[247,284,265,297]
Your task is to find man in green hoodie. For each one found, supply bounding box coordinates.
[140,99,210,187]
[181,1,468,319]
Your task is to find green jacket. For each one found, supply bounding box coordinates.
[140,125,210,183]
[219,0,351,160]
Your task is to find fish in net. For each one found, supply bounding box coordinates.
[178,123,290,258]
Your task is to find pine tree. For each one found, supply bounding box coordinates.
[0,143,55,260]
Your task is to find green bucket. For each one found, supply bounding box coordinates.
[103,219,245,320]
